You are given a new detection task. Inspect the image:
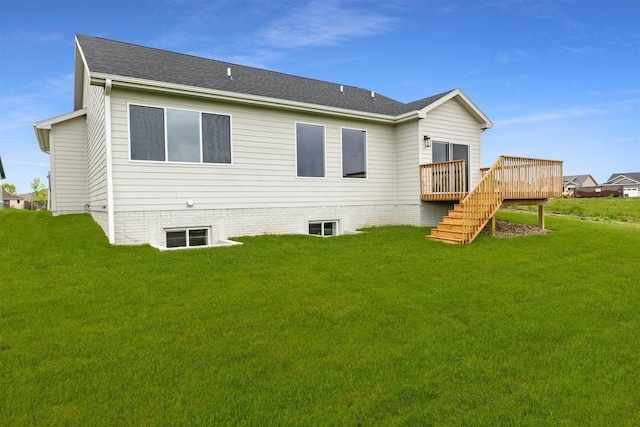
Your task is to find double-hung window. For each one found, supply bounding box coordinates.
[296,123,325,177]
[129,105,231,164]
[341,128,367,178]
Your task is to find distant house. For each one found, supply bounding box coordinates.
[33,35,562,247]
[603,173,640,198]
[3,192,25,209]
[0,156,5,211]
[562,174,598,196]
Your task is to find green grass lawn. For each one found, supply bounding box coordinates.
[1,208,639,425]
[512,196,640,224]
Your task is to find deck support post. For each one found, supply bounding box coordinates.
[489,215,496,236]
[538,204,545,230]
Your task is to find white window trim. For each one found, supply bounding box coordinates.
[127,102,233,165]
[308,220,338,237]
[295,121,326,179]
[164,226,210,249]
[340,127,368,180]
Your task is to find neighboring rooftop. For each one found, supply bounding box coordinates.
[562,175,597,186]
[2,192,22,200]
[605,172,640,184]
[75,34,454,116]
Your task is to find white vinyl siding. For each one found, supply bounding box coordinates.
[108,88,398,212]
[420,98,483,188]
[86,84,109,232]
[49,115,88,213]
[395,120,420,205]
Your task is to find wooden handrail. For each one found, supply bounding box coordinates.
[458,157,504,243]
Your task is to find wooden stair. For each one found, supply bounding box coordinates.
[426,202,502,244]
[426,158,505,245]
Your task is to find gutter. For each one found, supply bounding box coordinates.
[89,74,422,125]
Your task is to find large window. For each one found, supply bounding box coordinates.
[342,128,367,178]
[296,123,325,177]
[129,105,231,164]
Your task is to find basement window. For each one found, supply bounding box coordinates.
[309,221,337,237]
[165,228,209,248]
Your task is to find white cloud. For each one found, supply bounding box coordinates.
[260,1,395,49]
[0,30,64,43]
[560,46,603,56]
[186,49,284,69]
[495,50,531,64]
[497,107,604,126]
[5,159,49,168]
[0,74,74,131]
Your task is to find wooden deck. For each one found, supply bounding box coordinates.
[423,156,563,244]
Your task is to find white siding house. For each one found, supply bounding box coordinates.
[0,157,5,210]
[35,35,493,248]
[604,173,640,198]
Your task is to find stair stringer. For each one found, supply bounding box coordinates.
[426,157,506,244]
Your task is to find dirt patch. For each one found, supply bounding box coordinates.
[482,220,547,238]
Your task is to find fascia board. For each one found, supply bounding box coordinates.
[74,36,91,110]
[608,176,625,184]
[419,88,494,129]
[34,108,87,129]
[89,73,415,124]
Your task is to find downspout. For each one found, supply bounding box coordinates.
[105,79,115,244]
[47,172,51,211]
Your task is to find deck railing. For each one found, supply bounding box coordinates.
[420,159,467,201]
[500,156,563,199]
[458,156,563,243]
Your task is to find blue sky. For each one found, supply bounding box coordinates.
[1,0,638,193]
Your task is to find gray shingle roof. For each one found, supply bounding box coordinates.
[76,35,453,116]
[562,175,596,186]
[606,172,640,184]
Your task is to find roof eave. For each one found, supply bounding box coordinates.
[34,127,51,153]
[89,73,417,124]
[33,108,87,153]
